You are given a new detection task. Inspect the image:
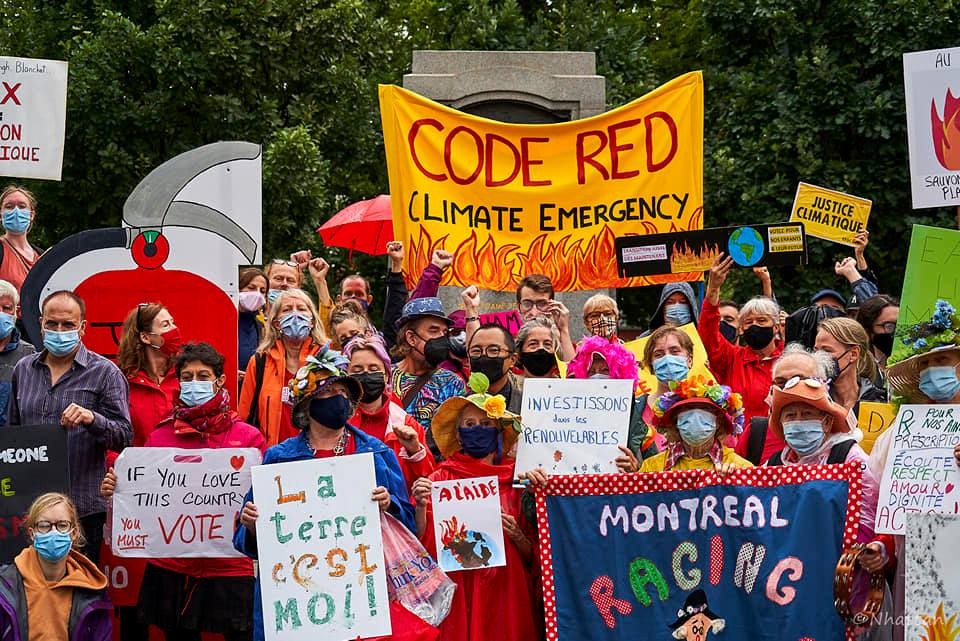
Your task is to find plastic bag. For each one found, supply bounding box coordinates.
[381,512,456,627]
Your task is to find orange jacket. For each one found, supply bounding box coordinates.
[238,339,320,447]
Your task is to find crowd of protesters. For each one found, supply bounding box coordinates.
[0,182,957,641]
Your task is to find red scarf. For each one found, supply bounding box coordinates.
[171,389,239,436]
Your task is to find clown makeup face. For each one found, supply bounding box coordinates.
[676,612,720,641]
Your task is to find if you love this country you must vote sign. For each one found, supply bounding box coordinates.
[379,72,704,292]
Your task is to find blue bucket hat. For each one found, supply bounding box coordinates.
[395,296,453,330]
[811,288,847,308]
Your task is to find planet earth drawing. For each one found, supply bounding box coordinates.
[728,226,765,266]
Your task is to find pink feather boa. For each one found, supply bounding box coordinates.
[566,336,639,390]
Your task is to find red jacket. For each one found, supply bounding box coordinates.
[351,395,436,489]
[699,299,782,428]
[127,368,180,447]
[143,391,266,579]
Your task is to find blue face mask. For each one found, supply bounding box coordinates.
[458,425,501,458]
[782,419,825,455]
[653,354,690,383]
[43,329,80,356]
[676,409,717,446]
[308,394,353,429]
[2,207,31,234]
[180,380,216,407]
[280,312,312,341]
[0,312,15,339]
[664,302,692,326]
[919,365,960,402]
[33,530,72,562]
[267,289,282,305]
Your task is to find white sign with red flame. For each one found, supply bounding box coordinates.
[904,47,960,209]
[0,56,68,181]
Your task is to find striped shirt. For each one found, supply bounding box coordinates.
[7,344,132,517]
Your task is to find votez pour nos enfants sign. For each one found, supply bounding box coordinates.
[111,447,260,557]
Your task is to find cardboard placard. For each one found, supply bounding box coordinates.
[515,378,632,476]
[111,447,260,558]
[252,453,391,641]
[857,401,897,455]
[0,425,69,563]
[431,476,506,573]
[615,223,807,277]
[789,182,871,246]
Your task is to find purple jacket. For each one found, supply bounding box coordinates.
[0,562,112,641]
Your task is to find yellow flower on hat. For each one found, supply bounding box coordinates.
[483,396,506,418]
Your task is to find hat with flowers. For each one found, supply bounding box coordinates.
[652,374,745,436]
[888,299,960,402]
[431,372,522,458]
[289,343,362,429]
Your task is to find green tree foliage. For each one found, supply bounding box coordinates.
[1,0,957,325]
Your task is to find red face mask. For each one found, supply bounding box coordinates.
[157,327,183,357]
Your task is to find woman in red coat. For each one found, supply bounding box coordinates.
[344,334,435,489]
[411,373,538,641]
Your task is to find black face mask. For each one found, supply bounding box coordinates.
[519,349,556,377]
[422,335,451,367]
[719,321,738,344]
[351,372,386,403]
[872,332,894,358]
[470,355,508,384]
[831,349,853,380]
[741,325,775,350]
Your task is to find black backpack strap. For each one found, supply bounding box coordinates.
[246,352,267,427]
[767,450,784,467]
[827,439,857,465]
[746,417,768,466]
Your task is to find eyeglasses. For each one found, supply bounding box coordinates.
[34,520,74,534]
[875,322,897,334]
[468,345,511,358]
[270,259,298,268]
[519,299,552,312]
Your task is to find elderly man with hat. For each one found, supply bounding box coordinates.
[639,375,751,473]
[410,373,537,641]
[391,297,468,458]
[234,344,417,641]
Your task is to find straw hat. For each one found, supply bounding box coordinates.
[430,373,521,458]
[768,377,850,440]
[887,299,960,402]
[289,344,362,430]
[652,375,745,436]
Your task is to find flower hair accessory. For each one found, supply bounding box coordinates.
[466,373,515,428]
[289,342,352,403]
[653,374,745,435]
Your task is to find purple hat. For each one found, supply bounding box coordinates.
[395,297,452,329]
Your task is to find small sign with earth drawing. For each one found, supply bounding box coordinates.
[431,476,506,573]
[615,223,807,277]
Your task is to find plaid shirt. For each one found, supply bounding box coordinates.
[7,344,132,516]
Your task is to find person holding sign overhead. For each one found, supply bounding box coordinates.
[640,375,750,473]
[410,373,537,641]
[700,254,783,427]
[0,493,111,641]
[101,342,265,641]
[234,345,416,641]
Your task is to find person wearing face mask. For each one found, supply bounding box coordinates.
[116,302,183,447]
[0,279,34,426]
[0,493,111,641]
[0,184,44,294]
[700,254,783,427]
[468,323,522,413]
[642,282,701,337]
[235,346,418,641]
[815,317,886,416]
[262,258,303,308]
[766,376,892,623]
[9,291,132,565]
[237,268,268,377]
[515,316,561,379]
[101,342,265,641]
[582,293,623,340]
[637,375,750,473]
[566,336,660,471]
[856,294,899,372]
[390,297,467,456]
[718,299,740,344]
[238,288,327,448]
[410,373,538,641]
[344,334,435,489]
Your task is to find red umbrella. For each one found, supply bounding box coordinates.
[317,194,394,256]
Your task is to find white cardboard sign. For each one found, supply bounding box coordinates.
[0,56,68,180]
[431,476,505,573]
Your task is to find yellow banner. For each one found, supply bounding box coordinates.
[379,72,704,291]
[789,182,871,246]
[856,401,897,454]
[623,323,713,396]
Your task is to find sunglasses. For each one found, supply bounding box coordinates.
[270,258,299,268]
